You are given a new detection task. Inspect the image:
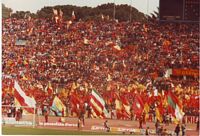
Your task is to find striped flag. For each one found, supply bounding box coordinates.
[14,81,36,113]
[89,90,108,118]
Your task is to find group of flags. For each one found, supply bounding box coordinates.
[12,80,185,123]
[52,8,76,24]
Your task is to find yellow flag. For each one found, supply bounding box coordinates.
[155,108,163,122]
[115,99,122,110]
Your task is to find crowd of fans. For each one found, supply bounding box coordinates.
[2,17,199,122]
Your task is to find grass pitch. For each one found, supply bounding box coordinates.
[2,126,115,135]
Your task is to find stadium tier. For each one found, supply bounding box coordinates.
[2,4,199,135]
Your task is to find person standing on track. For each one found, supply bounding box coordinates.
[104,120,110,132]
[155,120,159,135]
[139,116,143,129]
[181,123,186,136]
[77,117,81,129]
[145,127,149,135]
[174,124,180,136]
[44,108,49,123]
[196,119,199,131]
[15,109,21,121]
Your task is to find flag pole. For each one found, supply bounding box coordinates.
[130,0,133,22]
[33,106,36,128]
[113,0,116,20]
[147,0,149,18]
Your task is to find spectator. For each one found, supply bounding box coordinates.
[2,18,199,122]
[139,116,143,129]
[145,127,149,135]
[15,109,21,121]
[174,124,180,136]
[19,107,23,119]
[77,117,81,128]
[44,109,49,123]
[181,124,186,136]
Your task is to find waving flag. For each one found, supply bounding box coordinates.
[143,102,150,120]
[70,93,82,116]
[155,107,163,122]
[89,90,108,118]
[101,14,104,21]
[167,91,184,121]
[120,95,131,118]
[115,96,122,119]
[53,9,58,15]
[14,81,36,113]
[45,82,53,95]
[115,98,130,119]
[72,11,76,20]
[59,9,63,18]
[28,16,31,21]
[113,45,121,50]
[51,96,66,116]
[55,16,59,23]
[132,95,144,117]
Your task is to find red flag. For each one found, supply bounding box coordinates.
[70,94,81,115]
[14,81,36,113]
[115,93,131,120]
[45,82,53,95]
[132,95,144,117]
[120,95,129,105]
[120,95,131,118]
[115,98,130,119]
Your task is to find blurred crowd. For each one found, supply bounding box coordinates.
[2,18,199,121]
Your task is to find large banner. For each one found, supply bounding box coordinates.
[2,117,33,126]
[91,125,173,135]
[172,69,199,77]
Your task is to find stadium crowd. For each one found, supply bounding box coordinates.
[2,17,199,124]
